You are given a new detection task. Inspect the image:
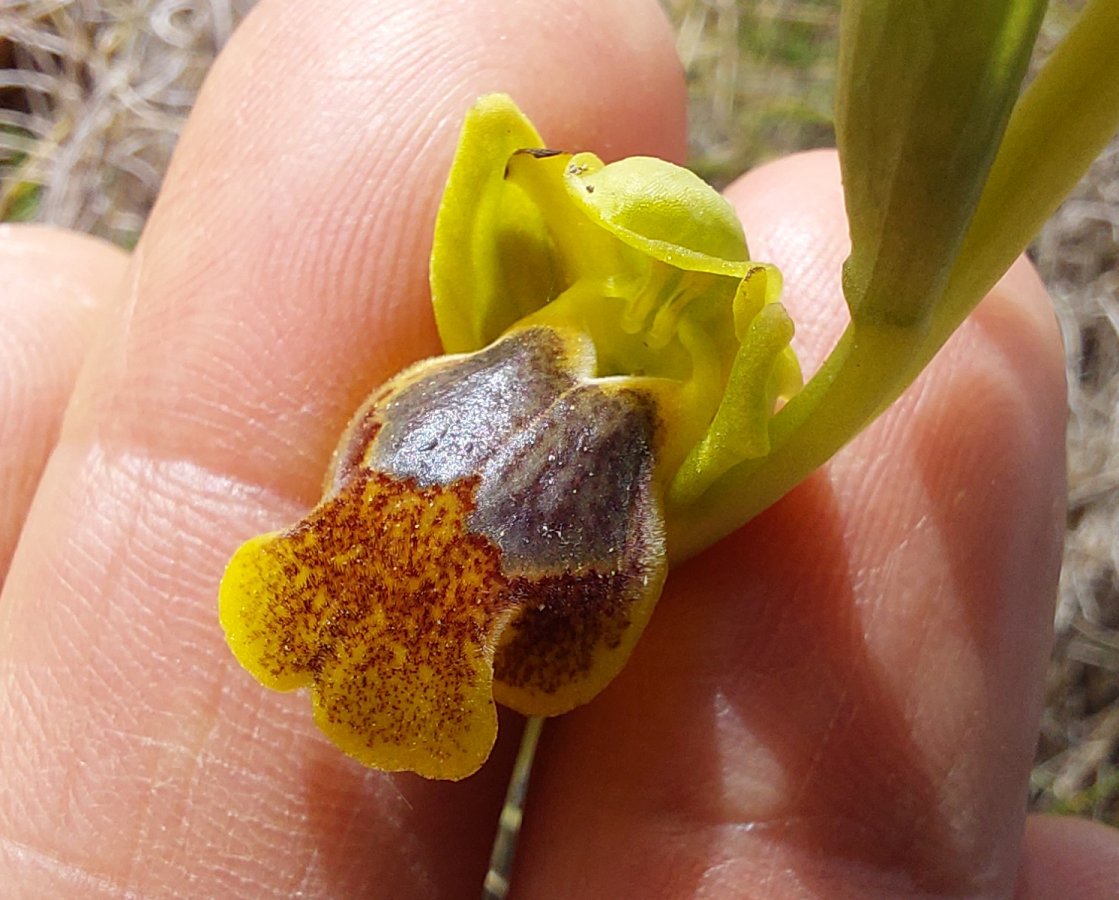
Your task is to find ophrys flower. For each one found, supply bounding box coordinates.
[219,95,799,779]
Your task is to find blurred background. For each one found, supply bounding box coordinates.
[2,0,1116,827]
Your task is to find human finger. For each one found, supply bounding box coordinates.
[0,0,685,896]
[513,150,1066,898]
[1016,814,1119,899]
[0,225,126,583]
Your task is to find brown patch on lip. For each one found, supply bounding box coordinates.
[326,327,580,494]
[368,327,584,487]
[220,470,515,780]
[470,385,661,570]
[495,571,633,695]
[478,384,667,715]
[489,521,666,717]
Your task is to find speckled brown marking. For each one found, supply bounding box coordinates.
[222,470,517,780]
[357,331,666,715]
[494,571,633,695]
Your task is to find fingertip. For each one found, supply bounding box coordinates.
[1017,815,1119,900]
[724,148,845,232]
[0,225,127,582]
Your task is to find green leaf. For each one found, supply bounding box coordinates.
[837,0,1046,328]
[936,0,1119,346]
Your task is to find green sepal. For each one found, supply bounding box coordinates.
[837,0,1046,329]
[430,94,557,353]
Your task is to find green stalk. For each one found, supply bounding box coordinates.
[935,0,1119,344]
[669,0,1119,560]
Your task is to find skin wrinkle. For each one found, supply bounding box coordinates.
[785,683,855,813]
[919,291,1063,889]
[2,445,312,885]
[835,391,962,781]
[866,392,1034,883]
[0,228,127,582]
[738,166,1060,886]
[0,836,126,897]
[124,677,263,887]
[150,721,313,892]
[7,524,148,878]
[122,743,193,891]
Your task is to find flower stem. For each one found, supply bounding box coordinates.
[482,716,545,899]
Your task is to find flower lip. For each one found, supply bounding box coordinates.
[221,94,803,779]
[220,326,667,778]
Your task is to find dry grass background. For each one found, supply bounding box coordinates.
[1,0,1117,830]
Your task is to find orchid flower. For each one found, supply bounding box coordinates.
[219,0,1119,780]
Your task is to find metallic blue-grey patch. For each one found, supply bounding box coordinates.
[469,385,658,575]
[368,328,580,487]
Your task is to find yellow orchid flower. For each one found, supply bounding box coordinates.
[220,95,799,780]
[220,0,1119,781]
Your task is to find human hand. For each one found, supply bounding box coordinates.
[2,0,1118,896]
